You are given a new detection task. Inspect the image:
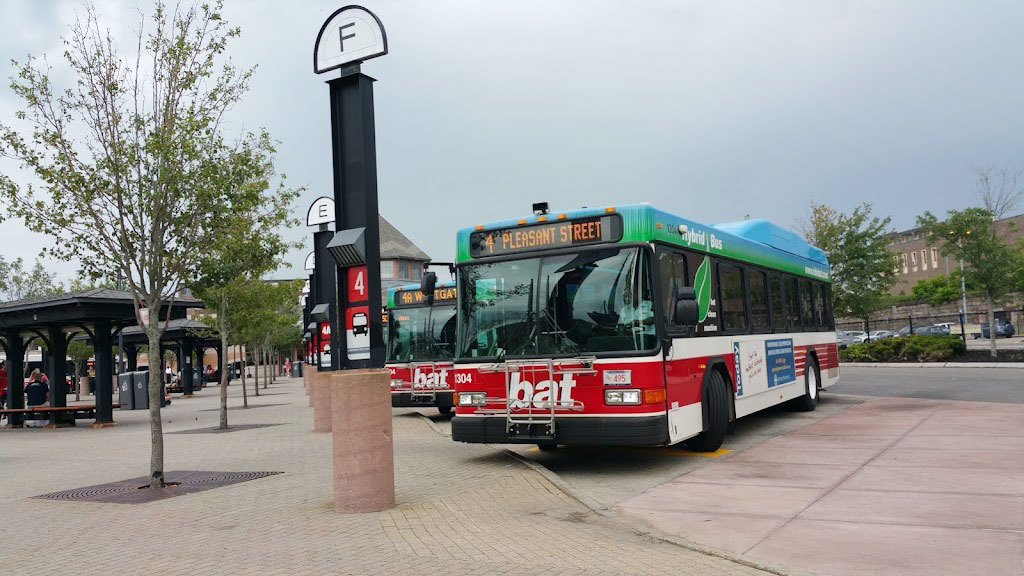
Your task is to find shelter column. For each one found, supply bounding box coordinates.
[126,345,138,371]
[47,326,69,426]
[5,331,24,427]
[93,320,114,425]
[181,338,195,396]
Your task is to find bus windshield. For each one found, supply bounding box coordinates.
[386,305,457,363]
[457,247,657,359]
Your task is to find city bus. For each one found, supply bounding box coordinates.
[386,282,458,414]
[447,203,839,451]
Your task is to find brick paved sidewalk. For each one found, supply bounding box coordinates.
[0,377,772,576]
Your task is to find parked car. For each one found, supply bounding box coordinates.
[895,325,913,337]
[914,324,949,336]
[836,331,856,349]
[980,321,1016,338]
[846,330,868,343]
[868,330,894,340]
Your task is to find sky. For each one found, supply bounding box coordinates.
[0,0,1021,283]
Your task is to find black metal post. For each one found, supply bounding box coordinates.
[181,338,195,396]
[6,331,24,426]
[329,67,385,369]
[314,228,339,370]
[94,320,114,424]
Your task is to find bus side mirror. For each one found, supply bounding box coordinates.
[674,286,698,326]
[421,271,437,297]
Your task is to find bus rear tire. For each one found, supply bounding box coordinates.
[687,370,729,452]
[794,357,819,412]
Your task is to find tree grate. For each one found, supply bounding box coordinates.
[33,471,283,504]
[168,423,283,434]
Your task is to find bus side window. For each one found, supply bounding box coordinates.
[822,283,834,328]
[769,272,785,331]
[785,276,800,328]
[748,269,769,331]
[812,283,824,328]
[657,250,689,334]
[799,279,813,328]
[718,263,748,332]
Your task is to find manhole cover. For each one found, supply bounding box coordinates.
[168,424,283,434]
[34,471,283,504]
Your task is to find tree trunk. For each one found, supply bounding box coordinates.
[240,345,249,408]
[987,295,997,359]
[146,327,165,489]
[218,306,230,430]
[252,342,260,396]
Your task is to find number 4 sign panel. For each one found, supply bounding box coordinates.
[347,266,368,304]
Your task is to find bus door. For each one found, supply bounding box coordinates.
[656,247,707,443]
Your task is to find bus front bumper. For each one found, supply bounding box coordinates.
[451,414,669,446]
[391,391,454,409]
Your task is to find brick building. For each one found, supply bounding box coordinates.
[887,212,1024,296]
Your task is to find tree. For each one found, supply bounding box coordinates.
[189,142,298,429]
[797,203,895,329]
[0,2,267,488]
[918,207,1023,358]
[909,274,973,307]
[0,256,61,301]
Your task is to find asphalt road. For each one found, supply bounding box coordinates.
[831,366,1024,404]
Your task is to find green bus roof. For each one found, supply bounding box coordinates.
[455,203,830,281]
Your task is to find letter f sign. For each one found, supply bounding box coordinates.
[338,21,356,52]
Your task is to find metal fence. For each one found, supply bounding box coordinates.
[836,308,1021,340]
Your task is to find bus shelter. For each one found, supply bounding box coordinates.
[0,289,202,427]
[118,319,223,391]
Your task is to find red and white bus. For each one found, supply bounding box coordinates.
[448,203,839,451]
[386,282,458,414]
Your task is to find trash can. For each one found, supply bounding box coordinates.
[118,372,135,410]
[133,370,149,410]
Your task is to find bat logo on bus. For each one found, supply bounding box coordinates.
[509,373,576,410]
[413,368,450,389]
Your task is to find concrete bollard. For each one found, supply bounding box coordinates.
[312,371,333,432]
[331,369,394,513]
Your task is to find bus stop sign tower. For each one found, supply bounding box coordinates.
[314,5,388,369]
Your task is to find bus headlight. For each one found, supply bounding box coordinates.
[605,389,641,405]
[458,392,486,406]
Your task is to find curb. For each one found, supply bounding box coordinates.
[415,412,797,576]
[840,362,1024,369]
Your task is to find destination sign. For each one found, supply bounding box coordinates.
[393,286,457,308]
[469,215,622,258]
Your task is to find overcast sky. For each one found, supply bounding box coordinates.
[1,0,1021,283]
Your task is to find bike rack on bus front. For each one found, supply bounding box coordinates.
[477,357,595,438]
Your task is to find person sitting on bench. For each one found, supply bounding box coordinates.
[25,369,50,427]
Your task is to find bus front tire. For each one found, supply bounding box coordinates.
[794,357,819,412]
[438,406,453,415]
[687,370,729,452]
[537,442,558,452]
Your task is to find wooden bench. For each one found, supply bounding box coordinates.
[0,404,122,427]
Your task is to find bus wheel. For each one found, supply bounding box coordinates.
[537,442,558,452]
[437,406,453,415]
[688,370,729,452]
[795,357,819,412]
